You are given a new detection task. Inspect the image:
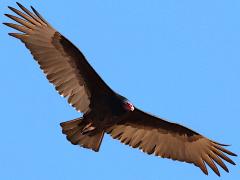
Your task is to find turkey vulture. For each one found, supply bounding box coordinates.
[4,2,237,176]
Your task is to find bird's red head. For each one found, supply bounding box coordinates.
[123,100,135,111]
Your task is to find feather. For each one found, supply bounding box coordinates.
[8,6,41,26]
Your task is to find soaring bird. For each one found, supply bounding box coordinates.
[4,2,237,176]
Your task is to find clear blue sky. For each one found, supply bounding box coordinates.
[0,1,239,179]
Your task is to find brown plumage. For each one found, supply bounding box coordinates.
[4,2,237,176]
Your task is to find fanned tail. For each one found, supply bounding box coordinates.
[60,118,104,152]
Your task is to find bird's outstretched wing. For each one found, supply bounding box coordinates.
[107,108,237,176]
[4,3,113,113]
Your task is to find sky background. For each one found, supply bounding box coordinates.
[0,0,239,179]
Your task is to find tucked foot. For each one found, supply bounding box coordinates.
[82,123,96,135]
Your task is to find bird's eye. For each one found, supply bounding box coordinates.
[124,101,135,111]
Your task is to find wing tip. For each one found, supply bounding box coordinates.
[8,6,14,11]
[8,32,17,38]
[4,13,10,18]
[7,32,23,39]
[2,22,11,29]
[232,151,237,157]
[30,5,48,25]
[16,2,26,11]
[3,22,13,27]
[225,168,230,173]
[16,2,23,8]
[30,6,35,11]
[231,160,236,166]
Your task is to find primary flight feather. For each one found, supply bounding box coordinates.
[4,2,237,176]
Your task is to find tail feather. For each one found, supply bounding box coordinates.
[60,118,104,152]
